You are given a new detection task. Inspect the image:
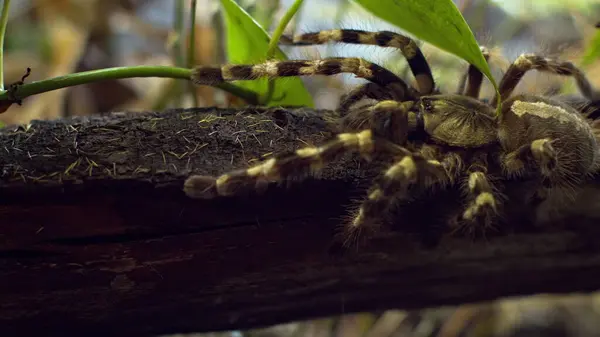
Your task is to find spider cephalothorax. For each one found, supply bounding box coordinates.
[184,29,600,246]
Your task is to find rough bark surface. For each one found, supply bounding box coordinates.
[1,106,600,337]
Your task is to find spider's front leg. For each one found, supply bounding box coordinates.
[343,150,448,247]
[342,147,462,247]
[454,160,503,237]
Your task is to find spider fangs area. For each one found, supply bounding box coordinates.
[183,29,600,247]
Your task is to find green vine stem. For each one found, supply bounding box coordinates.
[187,0,200,107]
[262,0,304,104]
[266,0,303,58]
[0,66,259,104]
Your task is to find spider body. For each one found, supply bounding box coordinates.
[184,29,600,245]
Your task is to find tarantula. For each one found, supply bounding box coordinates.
[184,29,600,246]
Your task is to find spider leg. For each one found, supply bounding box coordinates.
[491,54,598,106]
[281,29,435,94]
[341,100,416,145]
[184,129,378,199]
[456,47,491,99]
[455,163,502,237]
[192,57,411,96]
[343,152,446,247]
[501,137,585,226]
[502,138,557,180]
[501,136,585,205]
[343,149,460,247]
[338,82,415,115]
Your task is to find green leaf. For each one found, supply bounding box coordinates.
[352,0,501,113]
[581,29,600,68]
[219,0,313,107]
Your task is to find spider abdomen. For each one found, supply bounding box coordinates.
[499,94,599,184]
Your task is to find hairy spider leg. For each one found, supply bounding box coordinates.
[456,46,490,98]
[192,57,410,93]
[184,129,377,199]
[500,133,589,204]
[460,47,491,99]
[502,137,564,177]
[340,100,417,145]
[338,82,416,114]
[455,161,501,237]
[342,102,455,247]
[499,135,585,225]
[281,29,435,95]
[491,54,598,106]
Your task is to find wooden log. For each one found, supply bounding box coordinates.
[1,106,600,337]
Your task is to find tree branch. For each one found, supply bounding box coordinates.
[1,106,600,337]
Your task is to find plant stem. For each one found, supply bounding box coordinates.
[0,66,259,104]
[262,0,304,104]
[266,0,303,58]
[174,0,186,67]
[187,0,199,107]
[159,0,186,109]
[0,0,12,91]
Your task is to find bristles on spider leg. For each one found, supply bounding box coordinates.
[339,83,393,114]
[343,154,451,246]
[195,130,376,198]
[344,156,419,245]
[455,171,501,238]
[492,53,597,105]
[282,29,435,94]
[192,58,407,87]
[184,175,219,199]
[463,47,491,99]
[340,206,383,248]
[184,170,269,199]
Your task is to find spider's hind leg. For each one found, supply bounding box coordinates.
[491,53,599,106]
[281,29,435,95]
[184,129,376,199]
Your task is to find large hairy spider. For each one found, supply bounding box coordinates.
[184,29,600,246]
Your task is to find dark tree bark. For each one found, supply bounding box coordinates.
[1,106,600,337]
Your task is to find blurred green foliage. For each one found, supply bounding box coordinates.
[582,29,600,67]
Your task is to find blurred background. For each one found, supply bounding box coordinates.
[0,0,598,126]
